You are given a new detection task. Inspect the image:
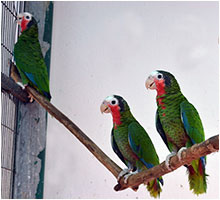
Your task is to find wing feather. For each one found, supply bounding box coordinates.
[155,110,170,150]
[111,129,127,166]
[128,121,159,168]
[180,101,205,145]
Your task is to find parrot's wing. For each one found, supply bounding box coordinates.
[156,110,170,150]
[14,34,51,99]
[180,100,205,145]
[128,121,159,169]
[111,129,127,166]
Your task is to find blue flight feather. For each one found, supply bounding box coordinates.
[25,72,38,86]
[181,108,196,144]
[140,158,154,169]
[128,133,154,169]
[128,133,140,153]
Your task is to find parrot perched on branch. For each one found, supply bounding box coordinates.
[145,70,207,195]
[100,95,163,198]
[13,12,51,101]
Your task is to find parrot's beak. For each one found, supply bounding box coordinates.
[16,19,21,26]
[145,76,156,90]
[16,15,23,25]
[100,101,111,114]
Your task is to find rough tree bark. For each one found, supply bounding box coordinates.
[1,72,29,103]
[1,73,219,192]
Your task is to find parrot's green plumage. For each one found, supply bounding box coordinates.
[101,95,163,198]
[146,70,207,195]
[14,12,51,100]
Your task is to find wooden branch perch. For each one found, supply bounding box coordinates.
[114,134,219,191]
[25,85,123,178]
[1,72,219,193]
[1,72,29,102]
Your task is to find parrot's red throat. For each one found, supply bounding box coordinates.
[155,79,166,109]
[155,79,166,97]
[109,105,122,128]
[21,18,29,32]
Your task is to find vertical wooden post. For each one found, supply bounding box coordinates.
[12,2,53,199]
[1,1,25,199]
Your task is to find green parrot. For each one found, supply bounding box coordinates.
[13,12,51,101]
[100,95,163,198]
[145,70,207,195]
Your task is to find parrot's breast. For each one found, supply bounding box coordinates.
[113,126,138,165]
[157,93,190,151]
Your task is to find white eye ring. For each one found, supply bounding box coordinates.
[25,14,32,20]
[110,98,118,106]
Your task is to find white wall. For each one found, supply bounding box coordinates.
[44,1,219,199]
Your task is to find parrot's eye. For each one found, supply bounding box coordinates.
[157,74,163,79]
[25,15,30,20]
[111,100,116,105]
[110,98,118,106]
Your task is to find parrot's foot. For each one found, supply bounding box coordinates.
[16,82,34,102]
[28,93,34,103]
[177,147,187,160]
[165,152,176,171]
[117,168,132,181]
[124,170,138,184]
[16,82,26,90]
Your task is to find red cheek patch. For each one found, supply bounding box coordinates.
[155,78,167,117]
[109,105,122,128]
[155,79,166,96]
[21,17,28,32]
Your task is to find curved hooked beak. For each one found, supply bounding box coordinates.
[145,75,156,90]
[100,101,111,114]
[16,15,23,26]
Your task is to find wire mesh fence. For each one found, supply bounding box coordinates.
[1,1,25,198]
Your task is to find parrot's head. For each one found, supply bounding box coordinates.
[100,95,130,127]
[145,70,180,96]
[17,12,37,32]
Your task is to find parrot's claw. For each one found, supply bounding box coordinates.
[123,170,138,184]
[165,152,176,171]
[117,168,130,181]
[16,82,34,102]
[177,147,187,160]
[28,94,34,103]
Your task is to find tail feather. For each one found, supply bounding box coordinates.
[146,177,163,198]
[28,80,52,101]
[187,158,208,195]
[42,91,51,101]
